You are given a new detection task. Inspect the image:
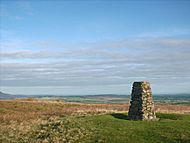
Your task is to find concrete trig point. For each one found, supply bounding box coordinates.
[128,81,156,120]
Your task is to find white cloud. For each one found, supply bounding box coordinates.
[0,36,190,91]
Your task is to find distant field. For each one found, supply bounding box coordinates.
[38,94,190,105]
[61,95,130,104]
[1,92,190,105]
[0,100,190,143]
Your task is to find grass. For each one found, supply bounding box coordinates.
[0,100,190,143]
[9,113,190,143]
[73,113,190,143]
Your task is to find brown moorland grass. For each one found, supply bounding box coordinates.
[0,99,190,142]
[0,99,129,142]
[0,100,129,124]
[1,99,190,124]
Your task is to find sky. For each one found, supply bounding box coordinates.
[0,0,190,95]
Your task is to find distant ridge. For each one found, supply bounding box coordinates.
[0,91,26,99]
[0,91,128,100]
[0,91,15,99]
[0,91,189,101]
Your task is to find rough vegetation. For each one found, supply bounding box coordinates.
[0,99,190,143]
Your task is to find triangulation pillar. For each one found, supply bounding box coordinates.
[128,81,156,120]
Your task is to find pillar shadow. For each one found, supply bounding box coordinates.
[111,113,129,120]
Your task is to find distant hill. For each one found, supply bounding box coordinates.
[0,91,14,99]
[0,91,26,99]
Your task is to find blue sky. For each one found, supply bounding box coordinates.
[0,0,190,95]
